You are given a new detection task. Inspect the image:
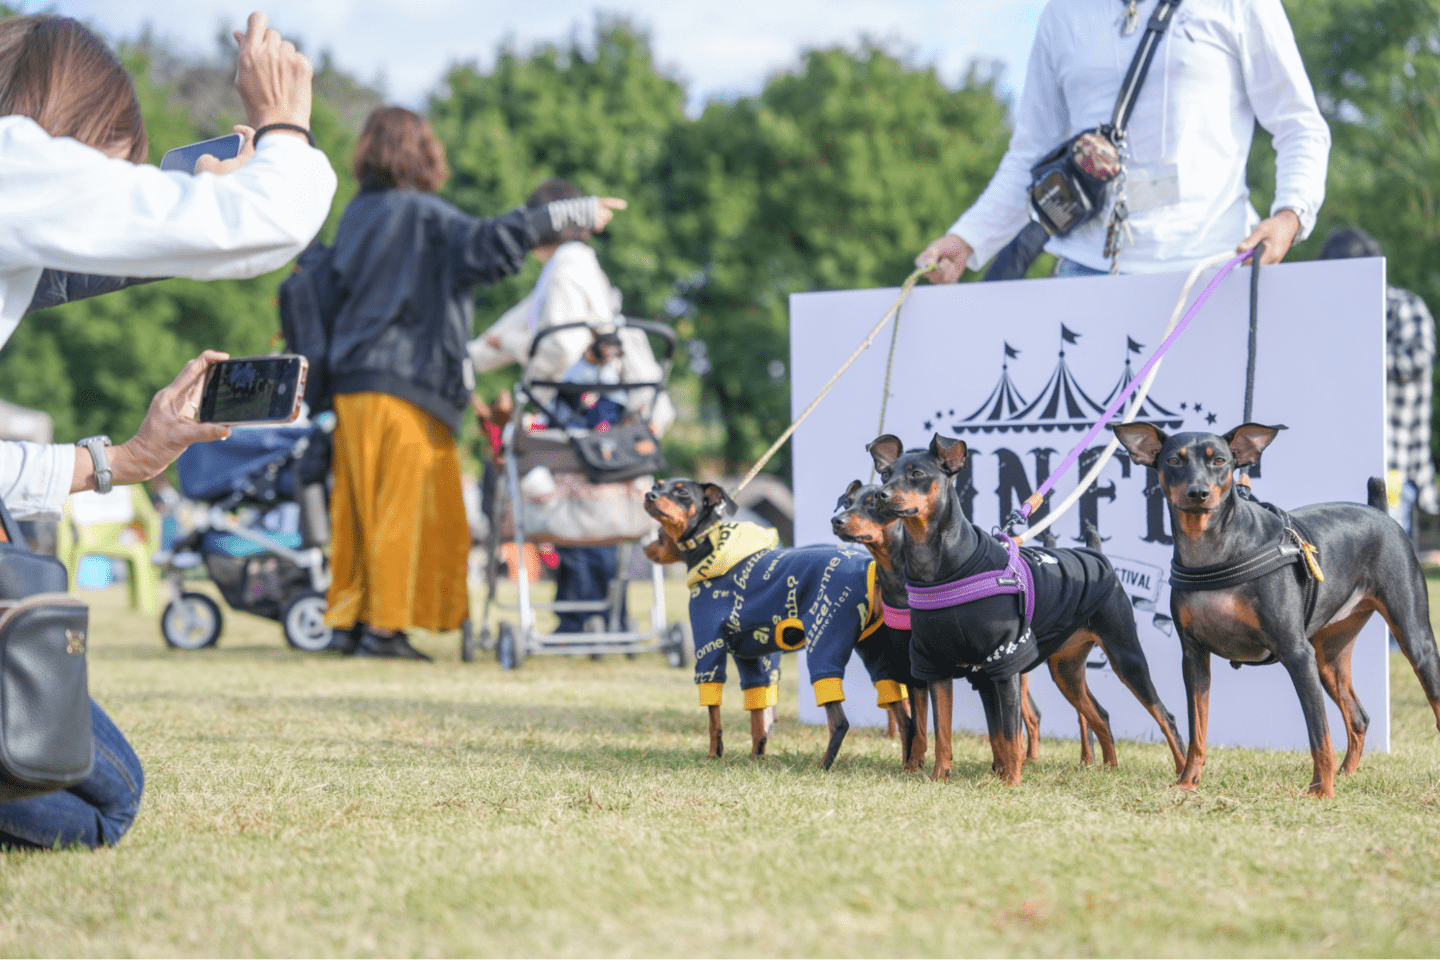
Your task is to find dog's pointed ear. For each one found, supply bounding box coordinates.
[867,435,904,471]
[1110,422,1168,467]
[929,434,968,474]
[701,482,738,517]
[845,479,863,498]
[1223,423,1287,467]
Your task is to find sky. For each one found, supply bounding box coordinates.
[47,1,1047,115]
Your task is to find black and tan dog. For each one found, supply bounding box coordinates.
[832,480,1058,772]
[1112,421,1440,797]
[869,434,1187,785]
[644,478,908,768]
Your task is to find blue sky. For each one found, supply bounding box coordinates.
[49,1,1046,115]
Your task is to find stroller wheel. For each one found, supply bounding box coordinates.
[664,622,692,669]
[161,592,224,650]
[496,622,524,670]
[281,590,331,652]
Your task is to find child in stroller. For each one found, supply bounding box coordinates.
[153,417,334,651]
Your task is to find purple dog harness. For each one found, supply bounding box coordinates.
[881,602,911,630]
[905,534,1036,624]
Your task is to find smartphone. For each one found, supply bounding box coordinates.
[197,355,308,425]
[159,132,244,173]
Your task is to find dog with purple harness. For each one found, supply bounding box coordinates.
[868,433,1187,785]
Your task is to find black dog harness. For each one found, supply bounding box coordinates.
[1169,495,1325,666]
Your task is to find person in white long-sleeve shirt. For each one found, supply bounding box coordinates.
[917,0,1330,280]
[0,11,335,851]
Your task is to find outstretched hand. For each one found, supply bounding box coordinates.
[77,351,233,493]
[595,197,628,233]
[232,11,314,137]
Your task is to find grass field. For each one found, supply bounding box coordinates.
[3,576,1440,958]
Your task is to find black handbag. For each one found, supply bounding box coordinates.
[0,498,93,801]
[570,422,666,484]
[1028,0,1182,237]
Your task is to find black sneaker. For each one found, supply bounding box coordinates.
[354,629,432,661]
[326,623,363,654]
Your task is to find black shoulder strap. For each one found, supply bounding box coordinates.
[1109,0,1184,138]
[0,498,28,549]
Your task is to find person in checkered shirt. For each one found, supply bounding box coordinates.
[1322,227,1438,535]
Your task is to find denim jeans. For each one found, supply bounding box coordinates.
[554,546,623,633]
[1055,257,1109,278]
[0,699,144,850]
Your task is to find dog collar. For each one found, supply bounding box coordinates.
[904,534,1035,626]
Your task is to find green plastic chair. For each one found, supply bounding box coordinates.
[60,485,163,613]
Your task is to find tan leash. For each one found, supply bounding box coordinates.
[730,265,928,498]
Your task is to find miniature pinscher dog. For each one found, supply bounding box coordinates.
[869,434,1187,785]
[1113,422,1440,797]
[644,478,905,768]
[832,480,1051,772]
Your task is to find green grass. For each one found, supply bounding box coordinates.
[3,578,1440,957]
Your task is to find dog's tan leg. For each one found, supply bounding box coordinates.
[749,707,772,757]
[906,685,929,773]
[1313,622,1368,775]
[888,700,911,762]
[1177,640,1211,790]
[707,705,723,759]
[1020,673,1042,763]
[930,679,953,782]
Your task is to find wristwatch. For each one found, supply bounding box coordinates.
[77,436,113,494]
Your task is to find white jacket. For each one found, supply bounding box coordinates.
[469,241,676,435]
[0,116,337,518]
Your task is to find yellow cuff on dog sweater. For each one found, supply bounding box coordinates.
[874,680,907,706]
[743,684,779,711]
[698,682,724,707]
[813,677,845,705]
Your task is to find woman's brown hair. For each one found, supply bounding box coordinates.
[526,178,592,243]
[0,15,147,163]
[353,106,449,193]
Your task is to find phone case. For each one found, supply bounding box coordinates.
[199,355,309,426]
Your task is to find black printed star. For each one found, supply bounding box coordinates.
[1179,402,1188,410]
[948,409,955,416]
[1192,402,1203,412]
[1206,412,1218,424]
[923,420,933,431]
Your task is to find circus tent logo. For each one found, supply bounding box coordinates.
[922,324,1215,436]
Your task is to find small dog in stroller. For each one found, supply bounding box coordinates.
[152,416,334,651]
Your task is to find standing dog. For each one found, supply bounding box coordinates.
[869,434,1187,785]
[1112,421,1440,797]
[644,478,908,768]
[832,480,1052,772]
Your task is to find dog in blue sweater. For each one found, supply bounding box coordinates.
[643,478,906,766]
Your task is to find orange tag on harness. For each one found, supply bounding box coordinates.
[1300,540,1324,582]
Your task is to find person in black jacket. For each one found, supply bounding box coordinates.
[324,106,624,659]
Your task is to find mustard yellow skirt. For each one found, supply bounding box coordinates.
[325,392,470,633]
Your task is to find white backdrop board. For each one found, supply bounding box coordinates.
[788,258,1388,753]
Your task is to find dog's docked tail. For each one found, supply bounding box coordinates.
[1367,476,1387,512]
[1082,520,1105,553]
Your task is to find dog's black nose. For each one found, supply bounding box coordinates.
[1186,485,1209,502]
[875,488,889,500]
[644,489,658,501]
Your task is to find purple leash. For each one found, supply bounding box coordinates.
[1009,249,1253,528]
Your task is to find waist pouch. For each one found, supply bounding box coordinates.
[1028,130,1122,237]
[0,502,92,801]
[571,422,666,484]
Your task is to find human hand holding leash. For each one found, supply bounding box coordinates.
[915,233,972,284]
[1238,209,1300,265]
[232,11,313,139]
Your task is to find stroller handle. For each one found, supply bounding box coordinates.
[524,317,678,364]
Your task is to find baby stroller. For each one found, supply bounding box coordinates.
[471,318,690,669]
[152,416,335,651]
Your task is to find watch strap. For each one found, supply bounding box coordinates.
[78,436,112,494]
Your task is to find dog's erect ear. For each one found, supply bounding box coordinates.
[1110,422,1168,467]
[700,482,738,517]
[1223,423,1287,467]
[844,479,863,498]
[929,434,969,474]
[867,435,904,470]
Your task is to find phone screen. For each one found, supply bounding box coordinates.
[198,356,306,424]
[159,133,244,173]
